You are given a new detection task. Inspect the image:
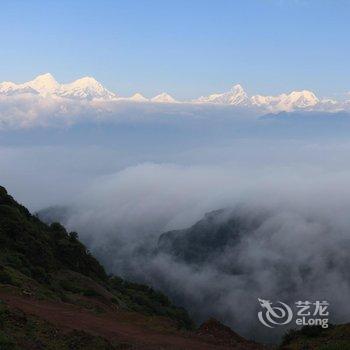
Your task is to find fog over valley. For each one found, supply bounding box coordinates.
[2,110,350,342]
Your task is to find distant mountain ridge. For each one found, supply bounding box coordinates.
[1,73,348,112]
[157,208,249,265]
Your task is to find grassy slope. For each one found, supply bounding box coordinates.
[0,301,116,350]
[0,185,194,348]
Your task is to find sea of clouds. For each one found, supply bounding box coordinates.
[0,93,259,129]
[2,105,350,342]
[51,162,350,342]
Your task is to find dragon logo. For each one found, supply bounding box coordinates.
[258,298,293,328]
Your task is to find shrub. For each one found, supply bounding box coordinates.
[83,289,101,297]
[0,270,13,285]
[300,325,326,337]
[0,331,17,350]
[319,342,350,350]
[281,328,298,345]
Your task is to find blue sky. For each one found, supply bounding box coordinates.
[1,0,349,98]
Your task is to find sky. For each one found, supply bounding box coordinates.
[1,0,349,99]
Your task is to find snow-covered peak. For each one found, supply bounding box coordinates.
[232,84,245,94]
[287,90,319,107]
[0,73,59,96]
[65,76,103,90]
[25,73,59,94]
[59,76,116,100]
[128,93,149,102]
[251,90,319,112]
[151,92,177,103]
[195,84,249,105]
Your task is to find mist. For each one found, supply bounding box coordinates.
[39,162,348,341]
[2,112,350,342]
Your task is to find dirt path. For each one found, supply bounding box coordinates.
[0,290,260,350]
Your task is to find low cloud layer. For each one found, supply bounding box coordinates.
[34,161,350,342]
[3,113,350,343]
[0,93,259,129]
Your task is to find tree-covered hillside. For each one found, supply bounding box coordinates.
[0,185,193,341]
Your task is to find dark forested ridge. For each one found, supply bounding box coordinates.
[0,186,189,327]
[0,186,268,349]
[0,186,206,349]
[157,208,256,265]
[0,186,107,283]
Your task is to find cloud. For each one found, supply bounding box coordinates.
[3,112,350,342]
[32,160,350,342]
[0,94,93,129]
[0,93,262,129]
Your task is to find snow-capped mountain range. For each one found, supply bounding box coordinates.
[195,84,328,112]
[0,73,346,112]
[0,73,116,100]
[196,84,249,105]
